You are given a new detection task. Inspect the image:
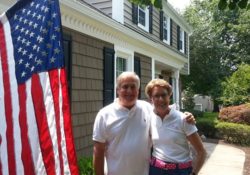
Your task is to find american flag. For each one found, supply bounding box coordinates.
[0,0,79,175]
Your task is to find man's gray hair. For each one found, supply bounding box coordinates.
[116,71,140,89]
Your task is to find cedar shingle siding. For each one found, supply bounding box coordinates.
[63,27,113,157]
[134,53,152,100]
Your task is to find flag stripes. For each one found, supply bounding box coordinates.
[26,78,47,175]
[0,0,79,174]
[0,20,17,175]
[18,84,35,175]
[0,51,6,175]
[31,73,56,175]
[49,70,64,175]
[60,68,78,175]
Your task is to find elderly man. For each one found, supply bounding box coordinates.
[93,72,194,175]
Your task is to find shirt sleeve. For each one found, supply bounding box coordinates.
[92,110,107,143]
[182,113,198,136]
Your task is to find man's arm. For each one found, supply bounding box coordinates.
[93,141,106,175]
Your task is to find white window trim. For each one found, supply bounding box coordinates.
[114,46,134,96]
[163,15,170,45]
[179,28,185,53]
[137,6,149,32]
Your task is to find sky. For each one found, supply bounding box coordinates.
[168,0,191,12]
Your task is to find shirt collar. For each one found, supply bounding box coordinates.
[114,98,137,113]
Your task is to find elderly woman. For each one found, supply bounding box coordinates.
[145,79,206,175]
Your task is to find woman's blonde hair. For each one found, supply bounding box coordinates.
[145,79,172,98]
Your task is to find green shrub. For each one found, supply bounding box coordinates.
[197,112,250,146]
[196,113,218,138]
[216,122,250,146]
[78,157,94,175]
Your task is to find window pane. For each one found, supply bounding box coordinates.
[138,7,146,26]
[180,30,183,39]
[163,16,168,41]
[116,57,127,78]
[179,30,183,50]
[179,40,183,50]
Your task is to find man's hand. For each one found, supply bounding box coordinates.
[184,112,196,125]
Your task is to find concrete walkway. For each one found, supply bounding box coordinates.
[199,142,245,175]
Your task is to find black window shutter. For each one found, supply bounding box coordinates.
[134,56,141,78]
[184,31,187,54]
[149,5,153,34]
[63,34,72,100]
[132,3,138,24]
[169,77,174,104]
[170,18,173,46]
[159,10,163,40]
[134,56,141,98]
[103,47,115,106]
[177,25,180,50]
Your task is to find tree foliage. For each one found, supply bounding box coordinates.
[181,0,250,109]
[218,0,250,10]
[182,87,195,110]
[220,64,250,106]
[128,0,162,9]
[129,0,250,10]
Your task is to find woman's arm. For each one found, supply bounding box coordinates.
[93,141,106,175]
[187,132,207,175]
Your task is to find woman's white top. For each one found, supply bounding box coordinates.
[151,108,197,163]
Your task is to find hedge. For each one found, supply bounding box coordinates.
[196,112,250,146]
[216,122,250,146]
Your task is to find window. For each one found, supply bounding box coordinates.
[114,50,133,98]
[116,57,127,78]
[163,15,170,44]
[138,6,149,32]
[179,28,185,53]
[132,4,152,33]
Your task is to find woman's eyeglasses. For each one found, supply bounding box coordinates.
[152,93,168,99]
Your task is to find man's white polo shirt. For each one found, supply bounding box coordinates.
[93,99,152,175]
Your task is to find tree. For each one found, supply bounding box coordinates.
[182,87,195,110]
[220,64,250,106]
[129,0,250,10]
[218,0,250,10]
[181,0,250,110]
[128,0,163,9]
